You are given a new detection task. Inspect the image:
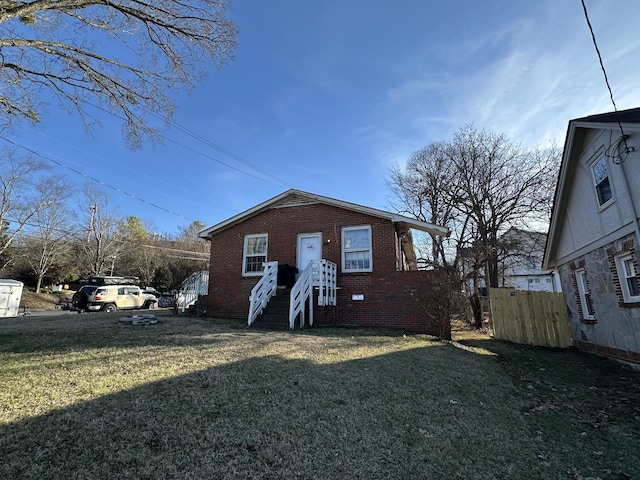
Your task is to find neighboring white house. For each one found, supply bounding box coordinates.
[460,228,560,294]
[543,107,640,364]
[499,228,560,292]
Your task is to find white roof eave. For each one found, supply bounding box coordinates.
[199,189,450,239]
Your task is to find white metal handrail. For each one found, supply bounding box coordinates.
[289,261,314,329]
[248,261,278,326]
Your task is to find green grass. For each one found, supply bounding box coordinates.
[1,313,639,479]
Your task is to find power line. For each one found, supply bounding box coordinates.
[2,32,291,195]
[580,0,630,155]
[146,109,293,189]
[7,216,210,258]
[0,135,197,222]
[34,131,235,213]
[87,100,292,189]
[138,243,208,257]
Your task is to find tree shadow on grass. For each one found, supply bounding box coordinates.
[1,342,548,480]
[2,322,639,479]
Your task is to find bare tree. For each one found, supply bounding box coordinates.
[388,142,462,269]
[177,220,209,255]
[0,1,237,147]
[389,126,560,327]
[0,149,69,261]
[75,185,122,276]
[445,126,559,288]
[21,205,72,292]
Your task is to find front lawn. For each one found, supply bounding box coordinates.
[1,313,638,479]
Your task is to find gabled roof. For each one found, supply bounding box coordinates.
[542,107,640,269]
[572,107,640,125]
[199,189,450,239]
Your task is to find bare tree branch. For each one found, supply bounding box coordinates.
[0,0,236,147]
[389,125,560,289]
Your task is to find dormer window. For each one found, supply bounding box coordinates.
[592,156,612,206]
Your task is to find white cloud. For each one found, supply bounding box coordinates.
[362,0,640,170]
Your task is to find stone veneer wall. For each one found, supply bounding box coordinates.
[558,234,640,363]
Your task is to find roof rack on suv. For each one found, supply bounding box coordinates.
[84,276,141,286]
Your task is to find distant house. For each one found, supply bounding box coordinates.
[499,228,560,292]
[459,228,560,294]
[199,189,451,335]
[543,107,640,363]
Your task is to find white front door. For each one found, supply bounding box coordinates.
[297,233,322,276]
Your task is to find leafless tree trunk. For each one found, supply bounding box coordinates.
[388,143,460,269]
[389,126,560,328]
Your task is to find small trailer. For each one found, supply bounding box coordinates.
[0,279,24,318]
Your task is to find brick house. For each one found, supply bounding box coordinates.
[543,108,640,363]
[199,189,451,335]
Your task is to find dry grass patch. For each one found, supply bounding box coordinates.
[1,314,639,479]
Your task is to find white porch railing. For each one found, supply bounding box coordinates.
[289,259,337,328]
[248,261,278,326]
[177,271,209,313]
[316,259,337,307]
[289,261,315,329]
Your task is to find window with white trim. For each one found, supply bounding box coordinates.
[576,269,595,319]
[591,156,613,206]
[342,226,372,272]
[615,252,640,302]
[243,234,268,276]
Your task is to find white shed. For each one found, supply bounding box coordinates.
[0,280,24,318]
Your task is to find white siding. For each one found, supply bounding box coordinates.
[553,127,640,265]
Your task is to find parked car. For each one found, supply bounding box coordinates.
[71,285,99,312]
[71,284,157,313]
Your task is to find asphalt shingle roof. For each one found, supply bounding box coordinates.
[574,107,640,124]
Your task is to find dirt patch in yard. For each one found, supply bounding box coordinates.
[19,289,74,310]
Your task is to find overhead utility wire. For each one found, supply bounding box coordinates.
[0,135,197,223]
[3,40,288,209]
[35,131,233,212]
[581,0,631,156]
[146,109,293,189]
[87,100,291,188]
[7,217,209,258]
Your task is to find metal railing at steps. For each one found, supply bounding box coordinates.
[247,261,278,326]
[289,259,337,329]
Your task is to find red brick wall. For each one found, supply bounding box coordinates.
[206,203,446,335]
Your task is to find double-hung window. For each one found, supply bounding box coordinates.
[615,252,640,302]
[575,269,595,320]
[591,156,613,206]
[342,226,372,272]
[243,234,268,276]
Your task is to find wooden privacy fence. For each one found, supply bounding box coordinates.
[488,288,572,348]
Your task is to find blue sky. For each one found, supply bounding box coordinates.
[9,0,640,235]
